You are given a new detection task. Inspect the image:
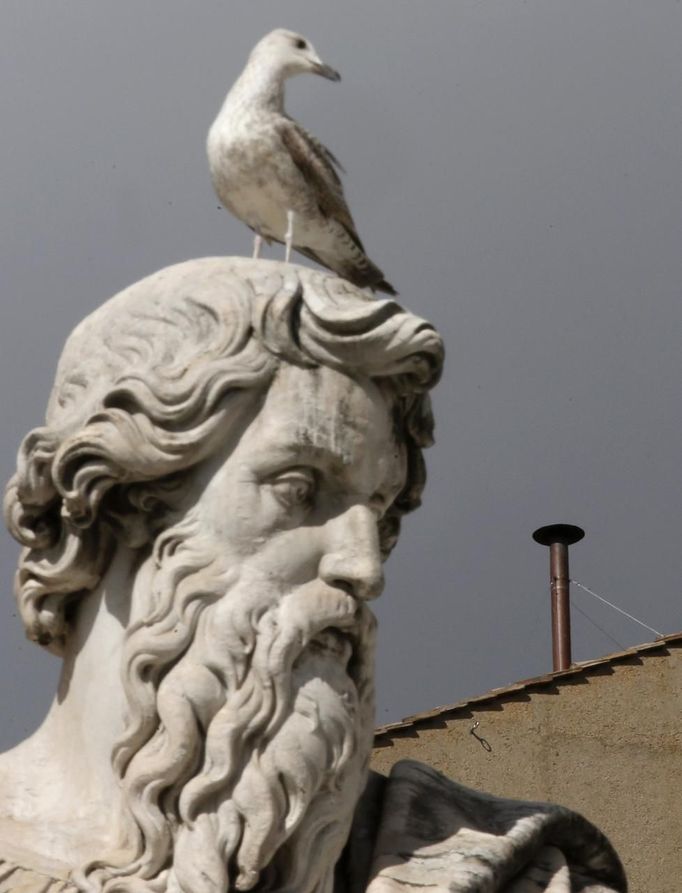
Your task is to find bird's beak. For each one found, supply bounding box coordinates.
[312,60,341,82]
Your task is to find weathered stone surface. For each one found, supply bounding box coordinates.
[363,761,625,893]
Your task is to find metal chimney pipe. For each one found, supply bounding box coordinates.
[532,524,585,672]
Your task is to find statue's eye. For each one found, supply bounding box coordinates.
[269,468,316,509]
[295,38,307,50]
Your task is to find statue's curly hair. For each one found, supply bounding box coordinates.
[4,258,444,654]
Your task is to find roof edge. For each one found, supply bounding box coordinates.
[374,630,682,742]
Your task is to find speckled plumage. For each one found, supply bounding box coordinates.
[207,29,396,294]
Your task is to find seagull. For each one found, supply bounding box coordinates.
[207,28,396,295]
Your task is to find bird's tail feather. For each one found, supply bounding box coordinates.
[295,245,397,295]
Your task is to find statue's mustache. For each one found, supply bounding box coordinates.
[247,581,374,693]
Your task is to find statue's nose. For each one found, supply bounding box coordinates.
[319,505,384,601]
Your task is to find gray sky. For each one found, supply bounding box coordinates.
[1,0,681,749]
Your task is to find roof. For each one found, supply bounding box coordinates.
[374,631,682,747]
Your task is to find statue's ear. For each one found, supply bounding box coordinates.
[103,481,177,549]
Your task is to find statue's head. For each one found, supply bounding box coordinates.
[3,258,443,893]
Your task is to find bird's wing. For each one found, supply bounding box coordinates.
[287,117,346,177]
[278,118,365,251]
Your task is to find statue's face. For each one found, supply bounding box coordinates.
[111,362,408,893]
[183,361,407,615]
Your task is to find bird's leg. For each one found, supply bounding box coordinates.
[284,210,295,263]
[252,233,263,259]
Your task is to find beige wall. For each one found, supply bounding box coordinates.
[371,645,682,893]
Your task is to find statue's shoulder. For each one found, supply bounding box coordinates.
[359,760,627,893]
[0,814,77,893]
[0,857,75,893]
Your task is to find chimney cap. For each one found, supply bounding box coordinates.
[532,523,585,546]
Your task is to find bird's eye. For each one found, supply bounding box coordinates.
[268,467,316,509]
[295,38,307,50]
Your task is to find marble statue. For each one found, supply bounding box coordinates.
[0,258,626,893]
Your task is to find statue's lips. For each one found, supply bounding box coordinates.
[308,627,354,665]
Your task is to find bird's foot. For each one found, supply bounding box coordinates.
[252,234,263,259]
[284,210,295,264]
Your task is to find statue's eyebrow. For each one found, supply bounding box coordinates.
[250,441,352,476]
[255,438,408,503]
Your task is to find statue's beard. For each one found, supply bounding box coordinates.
[80,516,376,893]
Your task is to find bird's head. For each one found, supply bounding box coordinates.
[250,29,341,82]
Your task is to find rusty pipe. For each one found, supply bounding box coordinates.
[532,524,585,672]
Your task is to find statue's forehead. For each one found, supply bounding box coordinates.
[248,364,405,484]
